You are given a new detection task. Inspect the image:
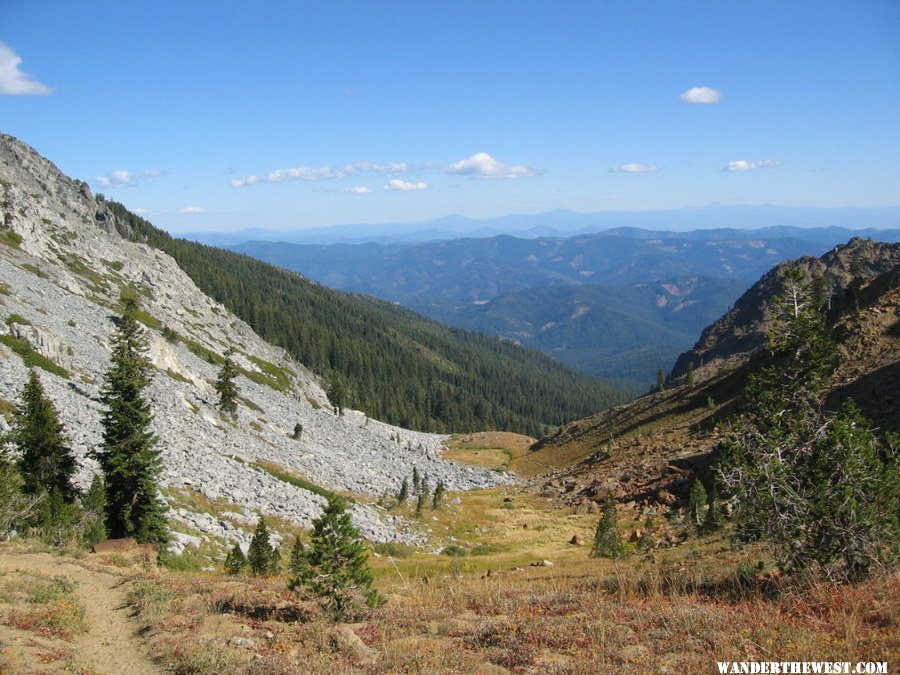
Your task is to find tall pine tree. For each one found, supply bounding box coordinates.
[10,370,78,502]
[215,348,240,417]
[93,298,168,545]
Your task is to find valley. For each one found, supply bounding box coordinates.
[0,133,897,675]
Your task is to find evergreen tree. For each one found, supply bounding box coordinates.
[93,298,168,545]
[415,490,427,517]
[432,480,446,510]
[291,422,303,440]
[719,266,896,581]
[656,368,666,392]
[686,479,707,532]
[590,495,624,559]
[288,495,382,620]
[247,516,279,576]
[327,376,348,416]
[412,467,421,494]
[638,515,655,551]
[686,361,696,387]
[702,483,723,533]
[397,478,409,504]
[215,348,240,417]
[224,543,247,575]
[80,474,107,546]
[10,370,78,502]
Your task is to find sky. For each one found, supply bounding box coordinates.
[2,1,899,233]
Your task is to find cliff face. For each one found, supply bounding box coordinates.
[0,133,510,552]
[670,237,900,382]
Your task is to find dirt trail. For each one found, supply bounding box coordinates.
[0,551,161,674]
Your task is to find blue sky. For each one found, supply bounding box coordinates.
[2,1,899,233]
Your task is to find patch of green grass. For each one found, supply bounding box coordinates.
[0,334,70,378]
[470,543,510,556]
[441,544,468,557]
[27,576,76,604]
[166,368,192,385]
[372,541,416,558]
[247,354,296,384]
[240,367,289,392]
[0,230,23,248]
[5,313,31,326]
[305,396,322,410]
[0,281,10,295]
[20,263,47,278]
[254,460,351,503]
[240,396,262,413]
[103,259,124,272]
[185,339,224,365]
[63,254,109,291]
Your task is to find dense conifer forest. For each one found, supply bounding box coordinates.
[99,198,630,435]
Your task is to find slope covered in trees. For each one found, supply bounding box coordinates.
[98,198,628,435]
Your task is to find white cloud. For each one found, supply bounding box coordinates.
[343,161,409,175]
[680,86,722,104]
[230,160,413,188]
[179,206,205,213]
[384,179,428,191]
[95,168,166,188]
[444,152,535,179]
[610,163,659,173]
[345,186,374,194]
[723,159,781,172]
[0,42,53,96]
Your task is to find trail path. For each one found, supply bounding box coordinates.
[0,551,161,674]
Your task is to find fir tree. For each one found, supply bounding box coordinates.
[415,490,427,517]
[215,348,240,417]
[225,543,247,575]
[288,495,382,620]
[656,368,666,392]
[10,370,78,502]
[412,466,421,494]
[687,479,707,532]
[702,483,723,533]
[686,361,696,387]
[432,480,446,510]
[247,516,279,576]
[397,478,409,504]
[93,298,168,545]
[291,422,303,440]
[80,474,107,546]
[590,495,624,559]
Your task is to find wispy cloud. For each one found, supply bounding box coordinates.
[723,159,781,172]
[610,163,659,173]
[444,152,536,180]
[345,186,374,194]
[0,42,53,96]
[230,160,411,188]
[680,86,722,104]
[179,206,205,213]
[95,168,166,188]
[384,179,428,191]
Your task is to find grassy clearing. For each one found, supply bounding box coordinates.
[116,518,899,674]
[442,432,539,476]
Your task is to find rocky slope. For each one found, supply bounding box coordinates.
[670,237,900,381]
[0,133,511,552]
[528,243,899,517]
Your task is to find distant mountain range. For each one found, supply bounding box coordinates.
[229,226,900,388]
[182,205,900,246]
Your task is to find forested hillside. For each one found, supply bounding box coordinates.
[99,198,628,435]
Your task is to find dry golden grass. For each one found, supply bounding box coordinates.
[120,537,899,674]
